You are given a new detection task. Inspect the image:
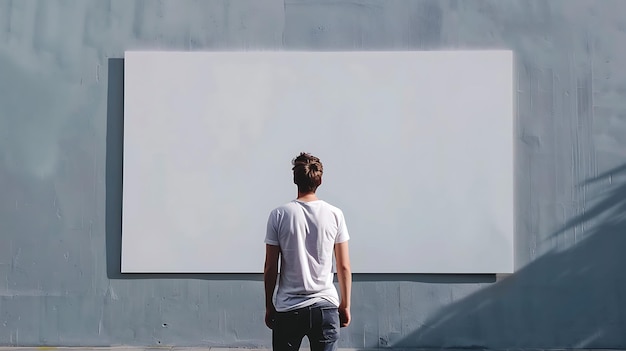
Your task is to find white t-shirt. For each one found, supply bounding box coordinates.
[265,199,350,312]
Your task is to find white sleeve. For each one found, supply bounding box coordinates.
[264,209,280,246]
[335,211,350,243]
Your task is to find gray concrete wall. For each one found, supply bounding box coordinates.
[1,0,626,348]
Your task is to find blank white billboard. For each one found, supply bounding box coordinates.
[122,50,513,274]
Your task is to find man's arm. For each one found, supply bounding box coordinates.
[264,244,280,329]
[334,241,352,327]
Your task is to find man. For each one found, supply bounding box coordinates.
[264,152,352,351]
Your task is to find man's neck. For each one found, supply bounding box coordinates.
[297,192,318,202]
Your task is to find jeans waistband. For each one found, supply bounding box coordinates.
[277,299,337,314]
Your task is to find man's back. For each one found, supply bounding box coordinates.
[265,199,349,312]
[264,152,351,351]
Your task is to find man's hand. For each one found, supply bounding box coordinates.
[339,306,351,327]
[265,305,276,329]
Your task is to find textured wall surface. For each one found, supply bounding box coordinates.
[1,0,626,348]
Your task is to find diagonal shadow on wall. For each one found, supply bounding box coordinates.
[392,163,626,349]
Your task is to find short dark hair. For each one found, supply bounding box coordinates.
[292,152,323,193]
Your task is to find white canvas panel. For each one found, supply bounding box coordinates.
[122,51,514,273]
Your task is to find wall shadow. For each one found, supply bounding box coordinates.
[105,58,124,280]
[353,274,495,283]
[392,163,626,348]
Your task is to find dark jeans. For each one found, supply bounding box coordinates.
[272,300,340,351]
